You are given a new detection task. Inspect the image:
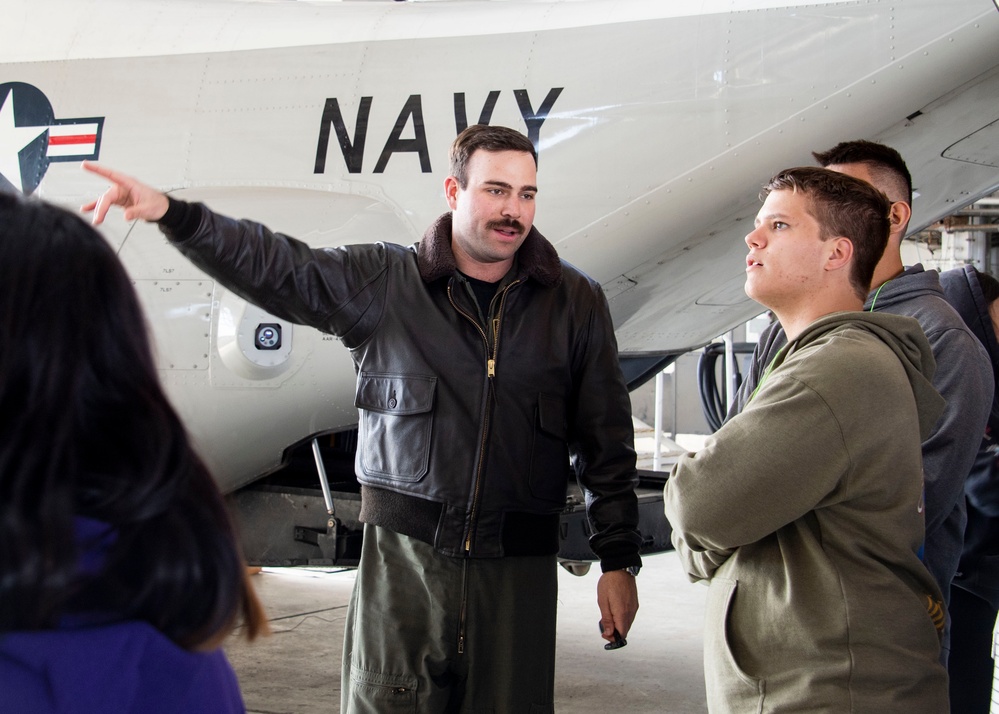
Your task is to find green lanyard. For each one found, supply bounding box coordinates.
[869,280,890,312]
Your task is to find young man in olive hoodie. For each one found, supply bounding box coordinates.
[664,167,949,712]
[727,142,993,667]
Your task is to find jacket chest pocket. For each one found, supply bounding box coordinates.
[355,372,437,483]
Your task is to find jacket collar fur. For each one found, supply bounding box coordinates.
[417,212,562,287]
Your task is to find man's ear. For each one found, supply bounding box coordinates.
[825,236,854,272]
[889,201,912,239]
[444,176,460,210]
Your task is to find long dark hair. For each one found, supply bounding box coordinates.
[0,193,266,648]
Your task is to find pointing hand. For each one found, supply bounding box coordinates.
[81,161,169,225]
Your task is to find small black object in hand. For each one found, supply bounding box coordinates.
[598,621,627,650]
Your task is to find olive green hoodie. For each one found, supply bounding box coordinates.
[664,311,948,713]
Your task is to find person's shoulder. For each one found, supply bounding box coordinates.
[896,292,992,369]
[0,668,52,713]
[892,292,965,325]
[0,622,238,714]
[555,259,603,297]
[0,633,54,713]
[783,321,909,391]
[110,622,243,713]
[879,272,971,333]
[796,322,896,362]
[356,240,410,256]
[337,240,419,274]
[557,258,592,280]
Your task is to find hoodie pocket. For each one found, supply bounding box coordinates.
[529,393,571,504]
[355,372,436,483]
[704,577,765,707]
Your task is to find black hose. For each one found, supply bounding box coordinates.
[696,342,755,433]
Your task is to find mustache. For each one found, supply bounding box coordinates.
[487,218,526,234]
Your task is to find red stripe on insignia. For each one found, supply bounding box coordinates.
[49,134,97,146]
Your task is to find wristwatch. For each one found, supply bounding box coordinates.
[621,565,641,577]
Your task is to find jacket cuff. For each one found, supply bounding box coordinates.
[158,196,203,242]
[599,554,643,574]
[595,535,643,573]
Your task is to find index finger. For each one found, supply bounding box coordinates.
[81,160,131,187]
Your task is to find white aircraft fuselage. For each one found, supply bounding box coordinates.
[2,0,999,495]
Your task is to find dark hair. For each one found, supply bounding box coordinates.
[762,167,892,300]
[977,269,999,306]
[0,193,266,648]
[812,139,913,207]
[449,124,537,188]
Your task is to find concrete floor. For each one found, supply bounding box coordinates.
[224,549,709,713]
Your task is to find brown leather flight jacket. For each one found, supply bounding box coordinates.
[161,201,642,569]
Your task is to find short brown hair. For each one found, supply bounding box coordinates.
[762,167,891,300]
[449,125,537,188]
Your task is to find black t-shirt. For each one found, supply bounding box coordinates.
[460,272,499,318]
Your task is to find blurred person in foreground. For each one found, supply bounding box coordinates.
[0,193,268,714]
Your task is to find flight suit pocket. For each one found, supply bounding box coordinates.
[346,664,417,714]
[529,393,570,504]
[355,372,436,483]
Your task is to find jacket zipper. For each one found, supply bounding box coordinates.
[447,277,519,658]
[446,279,520,554]
[447,281,493,555]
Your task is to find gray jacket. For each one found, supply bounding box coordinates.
[158,200,643,568]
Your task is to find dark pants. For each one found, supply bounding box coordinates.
[948,585,998,714]
[341,524,558,713]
